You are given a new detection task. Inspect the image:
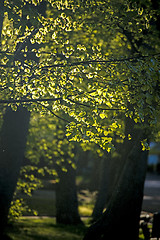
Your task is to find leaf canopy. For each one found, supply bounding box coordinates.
[0,0,160,150]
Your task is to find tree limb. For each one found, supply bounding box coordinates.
[0,97,62,104]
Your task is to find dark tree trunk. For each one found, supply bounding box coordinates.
[91,118,139,223]
[91,148,129,223]
[84,147,148,240]
[0,3,46,237]
[0,1,4,37]
[83,117,149,240]
[0,107,30,237]
[55,161,82,225]
[0,3,31,238]
[89,157,101,192]
[91,154,111,222]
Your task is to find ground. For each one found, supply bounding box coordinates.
[7,172,160,240]
[142,173,160,213]
[21,172,160,217]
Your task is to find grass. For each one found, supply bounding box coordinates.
[22,189,95,217]
[7,217,147,240]
[12,184,148,240]
[25,196,93,217]
[7,217,87,240]
[24,196,56,216]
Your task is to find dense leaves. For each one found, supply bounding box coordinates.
[0,0,160,151]
[0,0,160,227]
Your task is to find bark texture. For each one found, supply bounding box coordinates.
[0,107,30,237]
[91,154,111,221]
[83,117,148,240]
[0,1,4,37]
[56,161,82,225]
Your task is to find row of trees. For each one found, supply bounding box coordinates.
[0,0,160,239]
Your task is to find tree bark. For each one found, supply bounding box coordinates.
[0,107,30,237]
[83,117,148,240]
[0,3,47,238]
[55,160,82,225]
[0,0,4,39]
[0,2,31,238]
[91,154,111,222]
[91,116,139,223]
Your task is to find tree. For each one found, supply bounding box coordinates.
[0,1,46,237]
[0,107,30,239]
[83,116,149,240]
[0,2,30,238]
[91,153,111,222]
[55,160,82,225]
[90,0,160,228]
[91,134,126,222]
[26,113,82,224]
[0,0,160,239]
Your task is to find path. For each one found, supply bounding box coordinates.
[142,173,160,213]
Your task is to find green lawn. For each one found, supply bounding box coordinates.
[12,186,146,240]
[7,218,87,240]
[7,217,147,240]
[21,189,95,217]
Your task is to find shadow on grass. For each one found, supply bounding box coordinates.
[7,217,146,240]
[7,218,87,240]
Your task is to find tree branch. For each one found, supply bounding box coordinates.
[37,102,70,123]
[66,97,122,111]
[40,53,160,69]
[14,28,39,60]
[0,97,62,104]
[0,96,124,111]
[1,53,160,69]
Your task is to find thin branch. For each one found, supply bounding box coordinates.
[1,52,160,69]
[0,94,125,112]
[66,97,122,111]
[0,97,62,104]
[14,28,39,59]
[40,53,160,70]
[66,97,93,108]
[37,102,70,123]
[118,24,140,54]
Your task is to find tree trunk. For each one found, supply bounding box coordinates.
[91,154,111,222]
[83,117,148,240]
[0,107,30,237]
[55,160,82,225]
[91,150,130,223]
[91,117,139,223]
[0,1,4,38]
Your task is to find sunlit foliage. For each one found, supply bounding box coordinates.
[1,0,159,152]
[0,0,160,221]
